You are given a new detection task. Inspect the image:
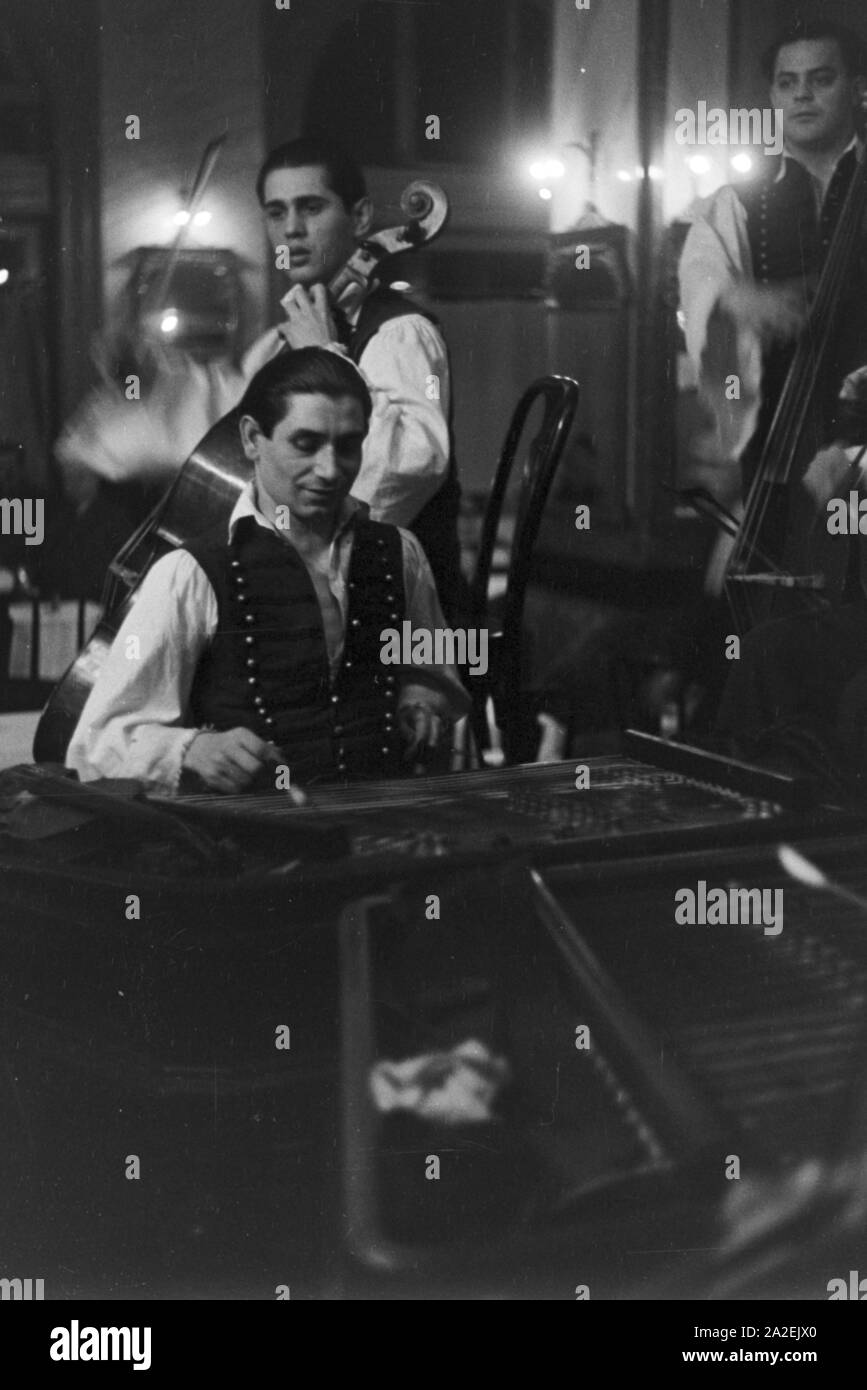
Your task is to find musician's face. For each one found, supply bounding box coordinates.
[770,39,863,151]
[242,392,366,525]
[261,165,372,287]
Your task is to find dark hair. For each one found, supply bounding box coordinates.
[255,136,367,210]
[238,347,372,438]
[761,20,867,81]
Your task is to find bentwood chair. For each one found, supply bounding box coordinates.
[467,375,579,764]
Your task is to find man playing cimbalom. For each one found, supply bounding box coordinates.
[242,136,465,622]
[66,349,468,795]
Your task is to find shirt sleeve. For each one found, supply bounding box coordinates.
[679,186,750,366]
[348,314,451,526]
[65,550,217,795]
[240,326,283,382]
[396,529,471,720]
[678,185,763,468]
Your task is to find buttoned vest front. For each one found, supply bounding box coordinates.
[185,515,407,785]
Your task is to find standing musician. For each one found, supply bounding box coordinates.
[679,20,867,498]
[66,349,469,795]
[679,22,867,788]
[242,136,465,623]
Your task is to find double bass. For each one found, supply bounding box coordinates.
[34,180,449,763]
[724,145,867,634]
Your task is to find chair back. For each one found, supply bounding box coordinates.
[469,375,579,759]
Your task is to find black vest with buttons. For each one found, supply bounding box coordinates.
[736,149,867,460]
[184,515,406,785]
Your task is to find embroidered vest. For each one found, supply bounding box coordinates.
[185,515,407,786]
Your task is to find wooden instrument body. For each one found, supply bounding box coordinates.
[34,409,250,762]
[34,182,449,764]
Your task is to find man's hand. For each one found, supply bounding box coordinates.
[278,284,339,350]
[398,685,454,768]
[720,281,807,345]
[183,727,279,794]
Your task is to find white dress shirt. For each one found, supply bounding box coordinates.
[66,483,469,795]
[241,289,451,527]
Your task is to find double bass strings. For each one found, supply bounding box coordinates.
[739,159,862,551]
[729,148,867,631]
[738,151,865,516]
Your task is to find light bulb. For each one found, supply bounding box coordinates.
[529,157,565,182]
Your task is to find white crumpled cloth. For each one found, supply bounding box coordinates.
[369,1039,510,1126]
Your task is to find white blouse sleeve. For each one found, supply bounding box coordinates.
[65,550,218,795]
[678,185,763,468]
[350,314,451,526]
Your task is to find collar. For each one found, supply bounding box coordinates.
[278,285,365,328]
[775,134,862,183]
[227,480,368,546]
